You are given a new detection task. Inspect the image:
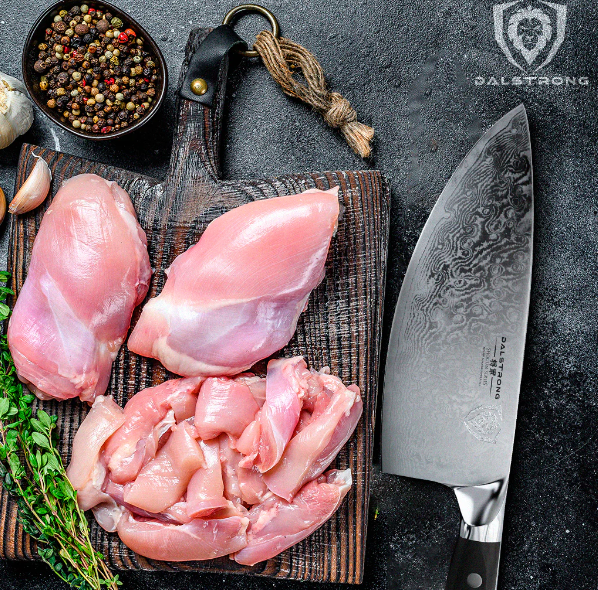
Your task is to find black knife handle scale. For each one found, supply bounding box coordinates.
[446,538,501,590]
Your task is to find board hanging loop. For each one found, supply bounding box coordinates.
[222,4,375,158]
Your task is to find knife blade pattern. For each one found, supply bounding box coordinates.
[383,106,533,486]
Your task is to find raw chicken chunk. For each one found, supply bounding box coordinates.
[234,469,352,566]
[128,188,339,376]
[8,174,151,403]
[263,377,362,501]
[117,511,248,561]
[104,376,203,484]
[194,376,260,440]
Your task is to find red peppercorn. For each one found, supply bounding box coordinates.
[124,28,136,38]
[101,126,112,134]
[88,7,96,13]
[105,77,115,85]
[118,32,128,43]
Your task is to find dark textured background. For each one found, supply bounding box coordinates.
[0,0,597,589]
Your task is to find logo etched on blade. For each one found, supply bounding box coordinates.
[464,405,503,443]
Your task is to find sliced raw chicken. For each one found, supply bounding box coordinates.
[194,376,260,440]
[185,439,228,518]
[117,510,248,561]
[128,188,340,377]
[257,357,311,472]
[104,377,203,484]
[8,174,151,403]
[234,469,352,566]
[123,421,204,513]
[263,378,362,501]
[67,395,125,511]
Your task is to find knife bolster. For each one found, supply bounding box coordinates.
[454,478,508,527]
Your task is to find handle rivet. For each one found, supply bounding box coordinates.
[467,573,483,588]
[190,78,208,96]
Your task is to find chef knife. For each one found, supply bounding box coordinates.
[382,104,533,590]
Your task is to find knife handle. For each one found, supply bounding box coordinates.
[445,502,505,590]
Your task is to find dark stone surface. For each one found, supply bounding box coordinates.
[0,1,597,589]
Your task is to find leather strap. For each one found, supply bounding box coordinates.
[180,25,247,107]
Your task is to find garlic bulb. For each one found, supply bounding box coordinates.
[0,72,34,150]
[9,156,51,214]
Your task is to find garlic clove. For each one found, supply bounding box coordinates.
[9,157,52,215]
[0,72,34,149]
[0,188,6,225]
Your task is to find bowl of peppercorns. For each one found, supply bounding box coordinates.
[22,0,167,139]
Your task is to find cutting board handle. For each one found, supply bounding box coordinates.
[165,28,243,188]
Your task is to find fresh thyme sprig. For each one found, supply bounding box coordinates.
[0,271,120,589]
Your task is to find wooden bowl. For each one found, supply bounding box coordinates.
[22,0,168,141]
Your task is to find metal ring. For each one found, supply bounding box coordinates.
[222,4,280,58]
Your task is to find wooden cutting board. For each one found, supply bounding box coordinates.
[0,28,390,584]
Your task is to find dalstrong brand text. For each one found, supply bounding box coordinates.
[475,75,588,86]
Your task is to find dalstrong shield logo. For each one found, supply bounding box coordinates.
[494,1,567,71]
[464,405,503,443]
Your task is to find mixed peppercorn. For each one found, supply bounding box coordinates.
[33,3,161,135]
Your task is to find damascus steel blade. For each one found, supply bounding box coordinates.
[382,105,533,488]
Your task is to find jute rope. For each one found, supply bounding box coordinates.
[253,30,374,158]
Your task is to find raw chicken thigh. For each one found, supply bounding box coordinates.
[68,357,362,564]
[8,174,151,403]
[128,188,340,377]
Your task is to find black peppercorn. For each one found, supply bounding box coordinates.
[34,60,48,73]
[71,37,82,48]
[82,33,92,44]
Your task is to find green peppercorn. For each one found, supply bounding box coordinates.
[56,87,66,96]
[87,98,96,106]
[126,101,135,111]
[72,120,81,128]
[71,89,79,96]
[59,9,68,17]
[105,50,113,58]
[40,76,49,91]
[106,30,114,38]
[54,15,63,22]
[95,93,105,103]
[66,28,74,36]
[83,14,92,23]
[113,48,120,56]
[115,92,124,101]
[80,4,89,13]
[72,71,82,81]
[110,17,123,28]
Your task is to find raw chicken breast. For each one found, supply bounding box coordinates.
[104,377,203,484]
[234,469,352,566]
[123,421,204,513]
[66,395,125,510]
[263,378,362,501]
[8,174,151,403]
[194,376,260,440]
[128,188,339,377]
[117,510,248,561]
